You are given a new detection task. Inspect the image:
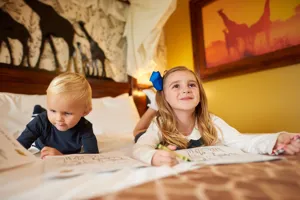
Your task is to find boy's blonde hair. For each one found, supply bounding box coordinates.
[47,72,92,110]
[156,66,218,149]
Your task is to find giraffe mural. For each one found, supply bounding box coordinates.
[24,0,75,70]
[0,9,31,67]
[78,21,107,78]
[77,42,97,77]
[0,0,135,82]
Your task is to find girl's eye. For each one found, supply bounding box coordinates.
[189,83,197,88]
[50,110,56,113]
[172,84,180,89]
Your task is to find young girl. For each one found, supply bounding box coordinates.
[132,66,300,166]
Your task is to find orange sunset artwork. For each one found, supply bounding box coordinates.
[202,0,300,68]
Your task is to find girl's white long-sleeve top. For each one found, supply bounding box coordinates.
[132,115,282,165]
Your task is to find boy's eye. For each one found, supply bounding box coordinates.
[64,112,72,116]
[50,109,56,113]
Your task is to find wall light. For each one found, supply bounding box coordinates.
[132,90,145,97]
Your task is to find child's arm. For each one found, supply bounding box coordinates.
[151,145,178,166]
[273,133,300,155]
[133,108,157,137]
[17,116,44,149]
[81,122,99,153]
[212,115,295,155]
[132,121,177,166]
[40,146,62,159]
[82,133,99,153]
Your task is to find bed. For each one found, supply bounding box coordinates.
[0,63,147,116]
[1,64,300,200]
[92,154,300,200]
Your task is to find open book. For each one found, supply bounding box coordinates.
[0,130,147,176]
[177,145,280,165]
[0,129,280,176]
[43,152,147,178]
[0,130,37,171]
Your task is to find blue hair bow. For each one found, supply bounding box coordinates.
[150,71,163,91]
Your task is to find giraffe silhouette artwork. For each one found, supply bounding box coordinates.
[76,42,98,76]
[223,29,239,56]
[24,0,75,70]
[0,9,31,67]
[249,0,271,48]
[78,21,106,78]
[218,9,250,50]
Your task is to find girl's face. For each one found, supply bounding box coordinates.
[163,70,200,113]
[46,93,88,131]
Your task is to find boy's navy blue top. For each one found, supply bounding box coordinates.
[17,111,99,154]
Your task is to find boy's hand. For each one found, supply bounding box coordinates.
[151,145,178,166]
[40,146,63,159]
[274,133,300,155]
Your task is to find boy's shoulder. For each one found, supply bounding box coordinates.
[82,117,92,124]
[26,111,50,131]
[35,111,49,122]
[77,117,93,129]
[75,117,95,136]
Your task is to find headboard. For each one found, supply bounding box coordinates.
[0,64,147,116]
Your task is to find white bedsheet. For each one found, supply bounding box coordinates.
[97,133,135,155]
[1,162,197,200]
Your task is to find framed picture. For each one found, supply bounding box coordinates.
[190,0,300,81]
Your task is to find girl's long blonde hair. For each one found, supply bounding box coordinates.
[155,66,218,149]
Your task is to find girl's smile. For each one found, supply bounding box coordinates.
[180,96,194,100]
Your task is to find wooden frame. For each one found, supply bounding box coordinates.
[0,64,147,116]
[190,0,300,81]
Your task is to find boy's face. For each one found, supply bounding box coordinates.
[46,93,89,131]
[163,70,200,113]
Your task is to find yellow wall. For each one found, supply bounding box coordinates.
[164,0,300,133]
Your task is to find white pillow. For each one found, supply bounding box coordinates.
[86,94,140,135]
[0,92,47,138]
[0,92,140,138]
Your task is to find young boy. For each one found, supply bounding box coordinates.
[17,72,99,159]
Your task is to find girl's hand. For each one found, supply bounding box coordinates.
[151,145,178,166]
[274,133,300,155]
[40,146,63,159]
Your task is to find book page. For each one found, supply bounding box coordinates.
[43,151,148,177]
[177,145,280,165]
[0,130,37,171]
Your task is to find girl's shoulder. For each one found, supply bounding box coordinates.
[209,113,221,121]
[146,117,163,137]
[149,117,160,130]
[209,113,228,126]
[209,113,237,133]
